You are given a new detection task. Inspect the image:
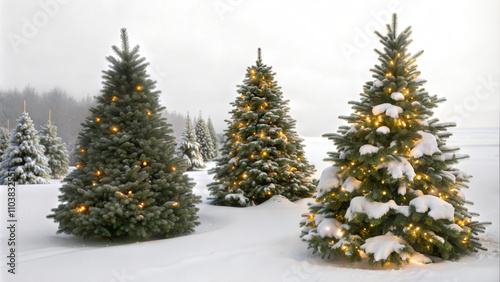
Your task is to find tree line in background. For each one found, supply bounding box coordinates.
[0,86,191,164]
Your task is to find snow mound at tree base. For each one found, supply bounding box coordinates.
[256,195,297,208]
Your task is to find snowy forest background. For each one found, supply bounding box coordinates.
[0,86,189,163]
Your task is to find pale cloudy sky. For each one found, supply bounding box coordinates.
[1,0,499,136]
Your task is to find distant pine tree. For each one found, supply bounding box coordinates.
[0,112,51,184]
[39,121,69,178]
[195,112,216,161]
[0,127,10,157]
[178,112,204,170]
[207,117,220,157]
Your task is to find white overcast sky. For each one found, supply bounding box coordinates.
[1,0,499,136]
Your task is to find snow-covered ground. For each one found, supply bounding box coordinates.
[1,129,498,282]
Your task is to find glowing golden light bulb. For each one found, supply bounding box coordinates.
[128,191,132,195]
[112,96,117,102]
[136,85,143,91]
[147,111,152,115]
[397,53,401,57]
[171,167,176,171]
[382,191,387,195]
[76,206,86,212]
[138,202,145,208]
[76,164,82,168]
[142,161,148,166]
[112,126,118,132]
[172,202,179,207]
[390,60,394,65]
[251,75,256,79]
[96,117,101,122]
[96,170,101,176]
[385,72,392,77]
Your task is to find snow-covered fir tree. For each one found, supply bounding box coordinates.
[0,112,51,184]
[207,117,220,157]
[208,49,315,207]
[0,127,10,157]
[39,121,69,179]
[195,112,216,161]
[178,112,204,170]
[300,14,489,266]
[47,29,201,239]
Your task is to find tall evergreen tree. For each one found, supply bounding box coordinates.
[300,15,489,266]
[207,117,220,157]
[208,49,315,207]
[0,127,10,157]
[178,112,204,170]
[48,29,201,239]
[39,121,69,178]
[0,112,51,184]
[195,112,215,161]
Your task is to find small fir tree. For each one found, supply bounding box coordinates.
[39,121,69,178]
[208,49,315,207]
[0,112,51,184]
[178,113,204,170]
[207,117,220,157]
[0,127,10,157]
[195,112,216,161]
[47,29,201,239]
[300,14,489,266]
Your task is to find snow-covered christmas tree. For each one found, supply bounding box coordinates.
[47,29,201,239]
[39,120,69,179]
[207,116,220,158]
[300,14,489,266]
[0,127,10,157]
[0,112,51,184]
[178,112,204,170]
[195,112,216,161]
[208,49,315,207]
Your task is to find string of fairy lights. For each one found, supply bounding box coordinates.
[306,32,473,255]
[218,66,305,199]
[74,84,178,214]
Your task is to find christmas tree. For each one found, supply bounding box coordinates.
[39,120,69,179]
[207,117,220,157]
[208,49,315,207]
[195,112,216,161]
[47,29,201,239]
[0,127,9,157]
[178,112,205,170]
[300,14,489,266]
[0,112,51,184]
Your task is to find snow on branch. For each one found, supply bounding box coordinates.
[372,103,403,119]
[409,195,454,221]
[345,196,410,221]
[410,131,441,158]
